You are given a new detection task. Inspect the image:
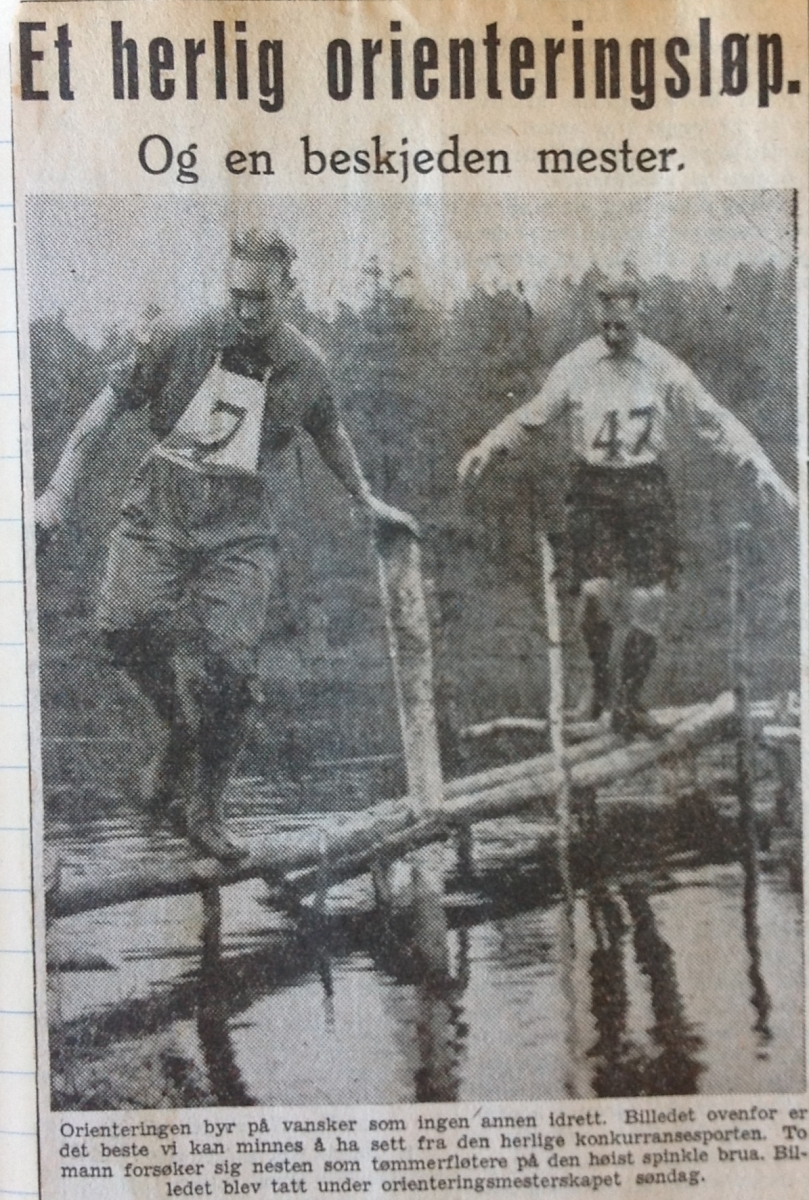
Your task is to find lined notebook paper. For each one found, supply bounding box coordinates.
[0,2,39,1198]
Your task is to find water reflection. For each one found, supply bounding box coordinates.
[413,949,468,1102]
[197,887,255,1105]
[557,827,580,1100]
[621,882,704,1095]
[739,821,773,1046]
[587,885,632,1094]
[587,880,704,1097]
[369,891,470,1102]
[51,859,799,1109]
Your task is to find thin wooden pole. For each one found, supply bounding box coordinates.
[538,534,573,871]
[538,531,581,1097]
[730,521,772,1039]
[730,525,753,792]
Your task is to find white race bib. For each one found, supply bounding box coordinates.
[575,364,665,468]
[153,358,268,475]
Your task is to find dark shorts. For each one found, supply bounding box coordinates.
[565,462,681,593]
[97,456,278,673]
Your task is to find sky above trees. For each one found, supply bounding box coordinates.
[26,190,793,345]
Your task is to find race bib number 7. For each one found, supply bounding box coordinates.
[155,363,267,475]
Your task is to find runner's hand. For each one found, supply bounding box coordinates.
[458,442,491,485]
[758,467,797,514]
[35,489,68,551]
[458,420,528,485]
[364,494,420,539]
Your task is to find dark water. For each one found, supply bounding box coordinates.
[48,857,803,1110]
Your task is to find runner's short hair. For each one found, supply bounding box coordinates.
[595,267,641,305]
[230,229,296,286]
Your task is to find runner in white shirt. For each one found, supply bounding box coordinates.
[459,273,796,739]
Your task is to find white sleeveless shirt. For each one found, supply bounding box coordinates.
[515,333,762,474]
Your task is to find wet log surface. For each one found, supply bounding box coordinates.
[46,692,738,919]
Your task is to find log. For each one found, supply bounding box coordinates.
[460,715,604,745]
[48,734,620,920]
[47,690,736,919]
[441,703,709,803]
[461,717,549,738]
[374,525,448,968]
[760,725,800,743]
[459,703,716,747]
[375,528,444,823]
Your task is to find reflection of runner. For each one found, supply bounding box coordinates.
[587,882,704,1098]
[36,230,416,862]
[459,272,796,739]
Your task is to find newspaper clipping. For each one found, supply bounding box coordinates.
[10,0,809,1197]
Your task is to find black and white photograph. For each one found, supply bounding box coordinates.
[29,190,802,1111]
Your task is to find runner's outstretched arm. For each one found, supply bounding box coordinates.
[36,309,167,544]
[458,364,568,485]
[35,384,127,543]
[673,373,797,512]
[310,417,419,537]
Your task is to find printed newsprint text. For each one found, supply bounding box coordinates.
[7,2,809,1198]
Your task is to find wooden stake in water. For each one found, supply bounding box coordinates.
[730,522,772,1039]
[375,523,449,975]
[538,531,580,1097]
[538,537,574,895]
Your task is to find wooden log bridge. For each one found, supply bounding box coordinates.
[47,690,735,920]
